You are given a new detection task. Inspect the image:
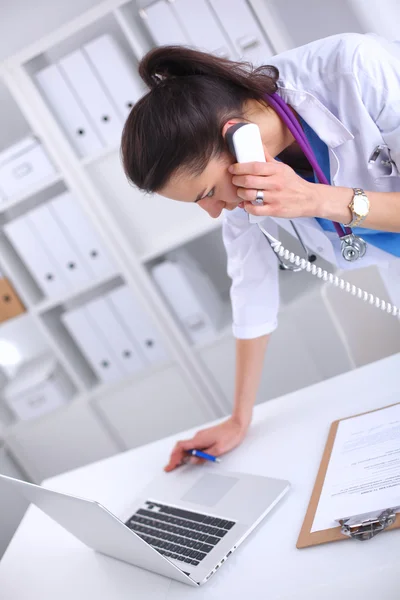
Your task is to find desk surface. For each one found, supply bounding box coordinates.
[1,354,400,600]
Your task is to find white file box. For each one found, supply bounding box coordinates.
[62,306,124,384]
[151,252,223,345]
[58,50,124,147]
[4,216,68,298]
[3,355,72,421]
[106,285,169,365]
[28,203,93,289]
[140,0,190,46]
[85,296,146,376]
[0,136,56,198]
[35,64,104,158]
[173,0,234,58]
[49,192,117,279]
[83,35,143,119]
[211,0,274,64]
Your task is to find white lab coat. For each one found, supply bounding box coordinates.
[223,32,400,339]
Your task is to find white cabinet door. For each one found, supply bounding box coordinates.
[323,265,400,368]
[0,446,29,558]
[94,364,212,449]
[6,402,119,482]
[199,312,324,406]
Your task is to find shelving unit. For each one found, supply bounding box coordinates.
[0,0,244,481]
[0,0,398,484]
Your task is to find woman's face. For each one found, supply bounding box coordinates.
[159,102,291,219]
[160,151,240,219]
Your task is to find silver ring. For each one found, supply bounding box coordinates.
[254,190,264,205]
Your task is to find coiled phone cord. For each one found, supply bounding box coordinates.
[258,223,400,318]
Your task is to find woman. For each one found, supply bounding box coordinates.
[121,32,400,471]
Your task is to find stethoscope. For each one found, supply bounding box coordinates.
[260,93,367,269]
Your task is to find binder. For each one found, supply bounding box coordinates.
[172,0,234,58]
[106,285,169,365]
[35,63,104,158]
[48,192,117,280]
[210,0,274,65]
[83,35,143,119]
[85,296,146,376]
[297,402,400,548]
[140,0,189,46]
[4,216,68,297]
[58,49,124,147]
[151,253,223,344]
[62,306,124,383]
[28,203,93,289]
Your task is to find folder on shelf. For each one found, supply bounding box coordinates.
[35,63,104,158]
[172,0,234,58]
[151,251,223,345]
[211,0,273,65]
[297,402,400,548]
[106,285,169,365]
[62,306,124,384]
[140,0,189,46]
[85,296,146,376]
[48,192,117,280]
[58,49,124,148]
[83,34,143,119]
[4,215,68,298]
[28,203,93,289]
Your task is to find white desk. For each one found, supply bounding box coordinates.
[1,354,400,600]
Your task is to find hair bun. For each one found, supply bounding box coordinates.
[139,47,178,89]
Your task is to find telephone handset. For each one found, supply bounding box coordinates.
[225,122,399,318]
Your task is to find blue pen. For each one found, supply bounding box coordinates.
[186,449,221,463]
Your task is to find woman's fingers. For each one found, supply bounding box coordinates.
[228,161,276,176]
[164,438,196,472]
[231,174,279,191]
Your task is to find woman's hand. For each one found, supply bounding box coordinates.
[164,417,249,472]
[229,148,318,219]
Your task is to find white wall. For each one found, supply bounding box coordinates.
[0,0,104,61]
[349,0,400,41]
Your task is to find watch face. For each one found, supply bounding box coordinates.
[354,195,369,216]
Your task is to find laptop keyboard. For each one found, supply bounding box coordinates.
[125,501,235,566]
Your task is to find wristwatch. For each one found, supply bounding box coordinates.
[343,188,370,227]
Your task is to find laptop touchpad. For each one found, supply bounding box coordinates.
[181,473,239,507]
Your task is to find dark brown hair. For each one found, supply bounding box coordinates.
[121,46,279,193]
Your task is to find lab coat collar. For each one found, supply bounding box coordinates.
[276,83,354,148]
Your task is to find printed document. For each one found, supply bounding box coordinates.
[312,403,400,532]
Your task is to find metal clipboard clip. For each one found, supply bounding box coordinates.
[337,507,399,541]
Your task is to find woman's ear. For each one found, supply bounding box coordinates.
[221,118,243,139]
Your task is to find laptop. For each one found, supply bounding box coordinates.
[0,465,289,587]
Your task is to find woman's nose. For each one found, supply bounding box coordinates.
[198,197,225,218]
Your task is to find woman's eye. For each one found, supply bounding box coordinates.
[206,188,215,198]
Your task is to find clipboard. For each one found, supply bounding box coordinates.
[297,402,400,549]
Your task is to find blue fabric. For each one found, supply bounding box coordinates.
[298,116,400,257]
